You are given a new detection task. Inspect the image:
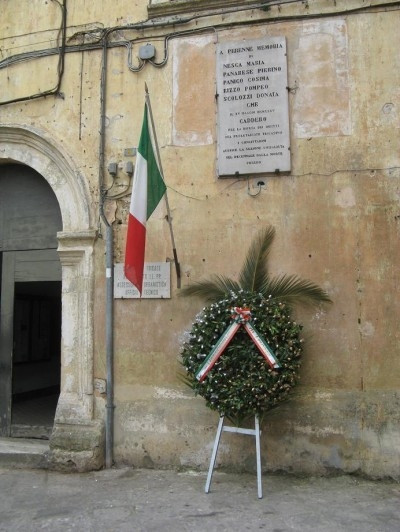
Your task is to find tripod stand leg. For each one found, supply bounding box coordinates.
[205,416,224,493]
[255,415,262,499]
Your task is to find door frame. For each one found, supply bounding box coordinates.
[0,127,99,462]
[0,253,15,436]
[0,250,62,436]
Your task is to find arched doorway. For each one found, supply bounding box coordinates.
[0,126,103,470]
[0,163,62,438]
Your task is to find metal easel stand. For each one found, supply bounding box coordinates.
[205,415,263,499]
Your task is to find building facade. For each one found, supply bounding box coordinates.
[0,0,399,477]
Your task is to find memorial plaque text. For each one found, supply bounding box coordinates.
[114,262,171,299]
[216,37,290,176]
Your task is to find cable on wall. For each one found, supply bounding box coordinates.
[2,0,400,105]
[0,0,67,106]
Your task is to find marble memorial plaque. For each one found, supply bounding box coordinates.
[216,37,290,176]
[114,262,171,299]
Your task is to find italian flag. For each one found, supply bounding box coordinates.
[124,103,166,295]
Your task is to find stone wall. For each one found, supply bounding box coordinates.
[1,0,399,477]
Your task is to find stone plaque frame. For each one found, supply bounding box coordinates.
[216,37,291,177]
[114,262,171,299]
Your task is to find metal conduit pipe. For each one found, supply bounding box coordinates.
[104,223,114,469]
[98,34,115,468]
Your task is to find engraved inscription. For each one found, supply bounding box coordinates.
[216,37,291,176]
[114,263,171,299]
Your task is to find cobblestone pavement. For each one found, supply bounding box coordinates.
[0,467,399,531]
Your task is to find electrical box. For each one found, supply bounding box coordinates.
[125,161,134,176]
[139,44,155,60]
[107,162,118,176]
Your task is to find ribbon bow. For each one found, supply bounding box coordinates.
[231,307,252,323]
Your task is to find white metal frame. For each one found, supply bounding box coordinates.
[205,415,263,499]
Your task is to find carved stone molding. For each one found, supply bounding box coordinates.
[0,125,94,232]
[56,229,97,424]
[0,125,103,470]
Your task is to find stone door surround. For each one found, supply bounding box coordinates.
[0,125,102,470]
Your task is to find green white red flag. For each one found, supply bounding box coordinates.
[124,103,166,295]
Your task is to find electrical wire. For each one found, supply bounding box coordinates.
[2,1,400,71]
[115,1,400,71]
[0,0,67,106]
[247,177,263,197]
[164,166,400,201]
[290,165,400,178]
[126,41,146,72]
[0,21,103,42]
[3,2,400,210]
[147,26,217,68]
[1,0,400,101]
[105,189,132,200]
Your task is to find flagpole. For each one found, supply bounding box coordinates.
[144,82,181,289]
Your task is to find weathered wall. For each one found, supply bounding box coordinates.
[1,0,399,477]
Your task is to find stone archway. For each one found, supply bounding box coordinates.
[0,126,103,470]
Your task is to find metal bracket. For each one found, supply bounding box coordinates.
[205,415,263,499]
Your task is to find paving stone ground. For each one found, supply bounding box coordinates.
[0,467,399,531]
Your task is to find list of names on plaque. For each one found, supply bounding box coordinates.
[216,37,290,177]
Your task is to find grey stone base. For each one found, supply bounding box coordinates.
[48,420,104,472]
[113,389,400,479]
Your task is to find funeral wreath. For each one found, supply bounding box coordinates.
[180,227,331,422]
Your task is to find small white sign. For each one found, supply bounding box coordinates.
[114,262,171,299]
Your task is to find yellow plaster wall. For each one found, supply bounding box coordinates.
[1,0,400,476]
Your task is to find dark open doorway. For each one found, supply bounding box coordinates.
[0,163,62,439]
[11,281,61,438]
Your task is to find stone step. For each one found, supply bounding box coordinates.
[0,437,49,469]
[11,424,52,440]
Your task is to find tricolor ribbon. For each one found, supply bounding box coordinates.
[195,307,280,382]
[244,321,280,369]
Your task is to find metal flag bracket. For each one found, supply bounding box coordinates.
[205,415,263,499]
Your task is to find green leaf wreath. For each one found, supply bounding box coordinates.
[180,227,331,422]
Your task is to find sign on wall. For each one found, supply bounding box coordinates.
[114,262,171,299]
[216,36,290,177]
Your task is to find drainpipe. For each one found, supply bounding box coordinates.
[98,34,114,469]
[104,223,114,468]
